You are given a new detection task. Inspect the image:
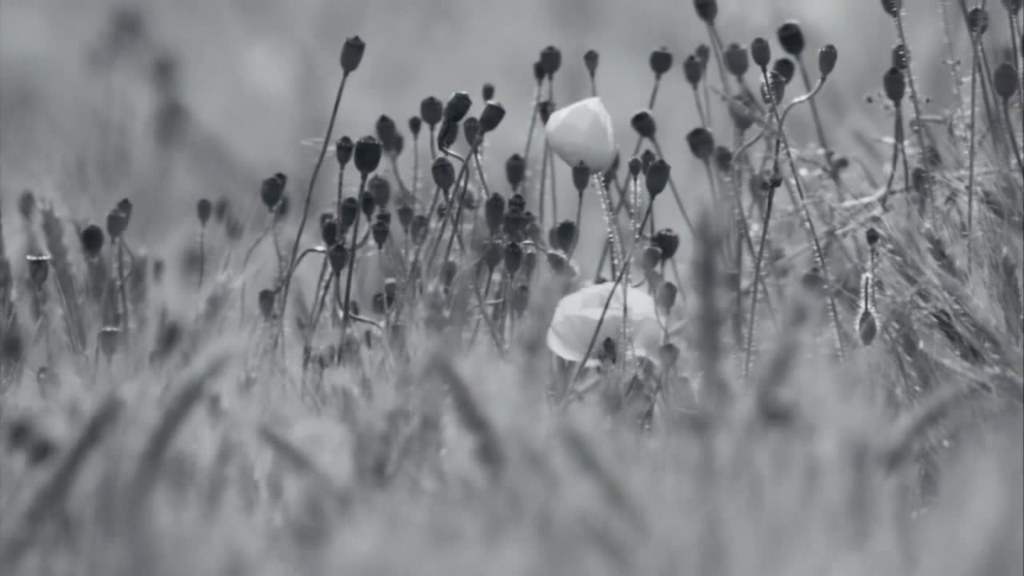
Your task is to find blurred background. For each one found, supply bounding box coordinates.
[0,0,1008,254]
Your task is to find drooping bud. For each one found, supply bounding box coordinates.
[340,36,365,74]
[354,136,382,175]
[630,110,657,139]
[777,21,805,56]
[819,44,838,77]
[431,157,456,191]
[751,37,771,69]
[651,228,680,261]
[335,136,354,167]
[645,159,670,198]
[479,101,506,133]
[683,54,703,87]
[81,225,105,258]
[539,46,562,77]
[724,43,749,77]
[649,47,673,78]
[883,67,905,104]
[420,96,443,127]
[686,127,715,161]
[572,162,590,195]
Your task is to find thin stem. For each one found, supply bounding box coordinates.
[744,181,775,381]
[1003,101,1024,182]
[342,175,369,326]
[894,14,930,163]
[967,36,979,271]
[197,225,206,291]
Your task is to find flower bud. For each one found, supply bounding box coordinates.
[410,214,429,245]
[420,96,443,127]
[693,0,717,23]
[479,101,506,133]
[649,47,673,78]
[651,228,680,260]
[321,214,340,246]
[572,162,590,194]
[724,43,749,77]
[81,224,105,257]
[819,44,838,77]
[463,116,480,145]
[335,136,354,167]
[883,67,905,104]
[504,241,523,275]
[371,219,389,248]
[545,97,616,171]
[431,156,456,191]
[686,127,715,161]
[258,289,276,319]
[645,159,670,198]
[584,49,599,77]
[751,37,772,69]
[773,58,795,84]
[106,208,129,239]
[340,36,365,74]
[354,136,382,175]
[328,243,349,274]
[554,220,577,253]
[340,197,360,228]
[539,45,562,77]
[683,54,703,87]
[506,154,525,189]
[777,21,805,56]
[630,109,657,139]
[994,63,1019,101]
[369,175,391,209]
[443,91,472,124]
[196,198,212,225]
[375,115,399,153]
[880,0,901,18]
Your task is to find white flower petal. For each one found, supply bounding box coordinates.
[544,97,617,172]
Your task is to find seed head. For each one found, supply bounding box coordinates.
[539,46,562,77]
[649,47,673,78]
[572,162,590,194]
[328,243,349,274]
[375,115,399,153]
[106,208,129,239]
[630,109,657,139]
[420,96,443,127]
[713,146,733,173]
[883,67,905,104]
[340,36,365,74]
[81,225,105,258]
[335,136,354,167]
[506,154,525,189]
[751,37,771,69]
[443,91,472,124]
[967,8,988,37]
[260,173,286,211]
[463,117,480,145]
[880,0,901,18]
[819,44,838,77]
[584,49,599,77]
[628,156,643,179]
[693,0,717,23]
[777,21,805,56]
[340,197,360,228]
[369,176,391,209]
[508,193,527,214]
[258,289,276,319]
[724,43,749,77]
[431,157,456,191]
[196,198,212,225]
[483,240,503,270]
[994,63,1019,100]
[371,219,389,248]
[479,101,506,133]
[651,229,680,261]
[116,198,133,222]
[27,254,50,287]
[645,159,671,198]
[1005,0,1022,15]
[485,193,505,234]
[321,214,340,246]
[728,94,757,131]
[538,100,555,124]
[683,54,703,87]
[354,136,382,176]
[686,127,715,161]
[773,58,795,84]
[482,83,495,101]
[410,214,429,246]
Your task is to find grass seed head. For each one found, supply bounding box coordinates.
[649,47,673,78]
[340,36,365,74]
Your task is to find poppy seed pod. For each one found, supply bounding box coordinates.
[628,156,643,179]
[340,36,365,74]
[407,117,422,138]
[994,63,1020,100]
[572,162,590,194]
[485,193,505,234]
[651,229,680,261]
[443,91,472,124]
[508,193,527,214]
[777,21,805,56]
[354,136,382,175]
[106,208,129,239]
[420,96,443,127]
[880,0,901,17]
[819,44,838,78]
[436,120,458,151]
[81,224,105,257]
[883,67,905,104]
[340,197,360,229]
[773,58,796,84]
[891,44,908,71]
[554,220,577,253]
[27,255,50,287]
[482,83,495,101]
[504,241,523,275]
[686,127,716,161]
[369,176,391,208]
[410,214,429,245]
[506,154,525,189]
[538,100,555,124]
[751,37,772,69]
[483,240,503,270]
[396,203,414,232]
[967,8,988,37]
[641,149,657,174]
[645,159,670,198]
[540,45,562,77]
[724,43,749,77]
[545,97,617,171]
[683,54,703,87]
[865,227,881,247]
[649,47,673,78]
[335,136,354,167]
[479,101,506,133]
[117,198,133,222]
[371,219,389,248]
[321,214,340,246]
[463,117,480,146]
[1005,0,1022,14]
[260,173,286,211]
[762,71,787,105]
[258,289,276,319]
[375,115,399,153]
[630,110,657,139]
[655,281,678,312]
[328,243,349,274]
[714,146,734,173]
[584,49,599,77]
[361,192,375,220]
[197,198,212,225]
[533,61,545,84]
[431,157,456,191]
[694,0,717,23]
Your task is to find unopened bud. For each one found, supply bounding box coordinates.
[340,36,365,74]
[649,47,673,78]
[354,136,382,175]
[645,159,670,197]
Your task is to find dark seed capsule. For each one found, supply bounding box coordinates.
[819,44,838,77]
[506,154,525,189]
[866,227,881,247]
[508,193,527,214]
[651,229,680,261]
[645,159,670,198]
[361,192,376,220]
[321,214,340,246]
[371,219,389,248]
[640,149,657,174]
[539,45,562,77]
[554,220,577,253]
[482,83,495,101]
[642,244,663,271]
[258,289,276,319]
[443,91,472,124]
[713,146,733,173]
[369,175,391,209]
[106,208,129,239]
[479,101,506,133]
[649,47,673,78]
[628,156,643,179]
[98,325,120,357]
[410,214,429,246]
[340,197,360,229]
[375,115,399,153]
[484,240,503,270]
[751,37,771,69]
[340,36,365,74]
[504,241,523,275]
[260,173,286,211]
[883,67,905,104]
[966,8,988,36]
[724,43,749,77]
[762,71,787,105]
[683,54,703,87]
[420,96,443,127]
[196,198,212,225]
[27,255,50,287]
[538,100,555,124]
[656,281,678,312]
[858,309,878,346]
[329,243,349,274]
[777,21,805,56]
[81,225,105,257]
[630,110,656,139]
[572,162,590,194]
[397,203,414,232]
[773,58,795,84]
[533,60,545,84]
[116,198,133,222]
[431,157,456,191]
[686,127,715,161]
[584,49,599,76]
[890,43,908,71]
[485,193,505,234]
[693,0,718,23]
[880,0,901,18]
[993,63,1019,101]
[354,136,382,175]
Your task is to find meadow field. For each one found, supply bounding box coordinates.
[1,0,1022,574]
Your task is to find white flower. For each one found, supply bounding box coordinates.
[544,97,617,172]
[546,281,663,367]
